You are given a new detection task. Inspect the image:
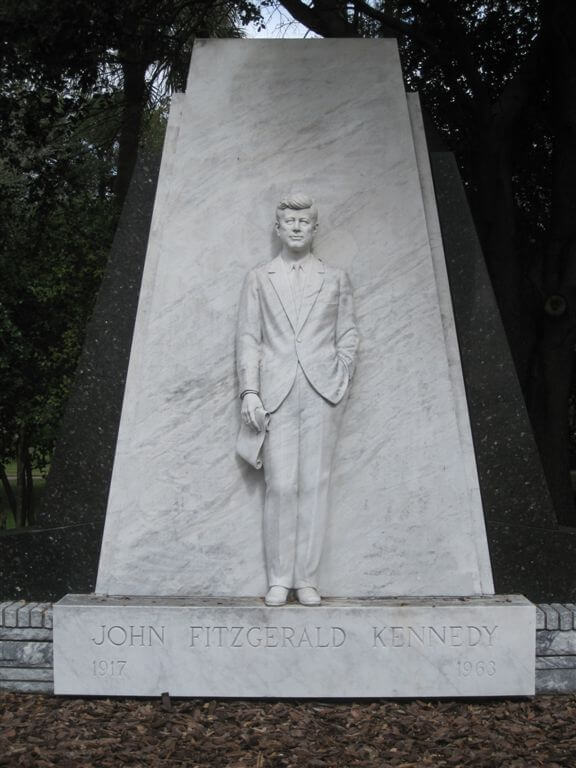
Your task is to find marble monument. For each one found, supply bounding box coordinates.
[94,39,494,599]
[53,39,535,697]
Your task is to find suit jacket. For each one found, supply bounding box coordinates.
[236,255,358,413]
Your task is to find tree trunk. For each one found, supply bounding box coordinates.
[528,274,576,526]
[97,147,112,201]
[15,432,26,527]
[14,429,35,527]
[0,464,16,529]
[279,0,358,37]
[115,55,148,210]
[24,452,34,526]
[528,0,576,526]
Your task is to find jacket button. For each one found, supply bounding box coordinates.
[296,338,302,343]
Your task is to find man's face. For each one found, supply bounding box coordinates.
[275,208,317,255]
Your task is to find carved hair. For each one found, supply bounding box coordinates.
[276,194,318,222]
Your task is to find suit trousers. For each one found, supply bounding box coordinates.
[262,364,347,589]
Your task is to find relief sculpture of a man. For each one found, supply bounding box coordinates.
[236,194,358,606]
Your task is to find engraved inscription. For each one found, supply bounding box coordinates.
[457,660,496,677]
[91,625,165,647]
[371,625,499,648]
[189,625,346,648]
[92,659,127,677]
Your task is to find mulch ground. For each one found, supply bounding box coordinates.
[2,693,576,767]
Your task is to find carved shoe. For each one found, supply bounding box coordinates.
[265,586,289,606]
[296,587,321,606]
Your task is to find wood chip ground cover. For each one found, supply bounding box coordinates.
[1,694,576,767]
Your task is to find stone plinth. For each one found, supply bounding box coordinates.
[54,595,534,698]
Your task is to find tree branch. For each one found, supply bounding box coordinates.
[279,0,465,77]
[352,0,436,48]
[278,0,359,37]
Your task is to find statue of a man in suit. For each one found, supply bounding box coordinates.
[236,194,358,606]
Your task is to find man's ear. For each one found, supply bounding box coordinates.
[274,221,280,235]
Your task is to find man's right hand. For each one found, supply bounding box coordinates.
[241,393,264,432]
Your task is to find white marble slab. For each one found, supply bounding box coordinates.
[96,39,493,597]
[54,595,534,697]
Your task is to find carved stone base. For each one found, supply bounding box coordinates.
[54,594,534,698]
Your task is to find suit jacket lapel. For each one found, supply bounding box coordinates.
[297,257,325,334]
[267,255,298,332]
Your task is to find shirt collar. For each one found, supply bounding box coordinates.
[282,254,313,272]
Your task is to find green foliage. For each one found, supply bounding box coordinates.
[394,1,551,275]
[0,78,117,480]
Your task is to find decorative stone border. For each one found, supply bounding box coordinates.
[2,601,575,694]
[536,603,576,693]
[0,601,54,693]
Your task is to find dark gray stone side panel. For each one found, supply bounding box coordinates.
[428,150,576,601]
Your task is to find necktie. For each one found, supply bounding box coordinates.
[293,264,304,312]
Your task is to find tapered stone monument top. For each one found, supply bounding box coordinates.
[95,39,493,599]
